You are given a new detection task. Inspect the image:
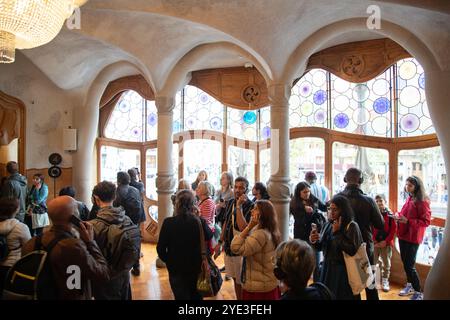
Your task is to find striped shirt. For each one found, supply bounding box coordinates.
[199,197,216,227]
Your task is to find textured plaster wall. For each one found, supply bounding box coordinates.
[0,53,75,169]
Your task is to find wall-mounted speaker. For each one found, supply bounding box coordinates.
[63,128,77,151]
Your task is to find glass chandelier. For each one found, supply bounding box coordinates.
[0,0,87,63]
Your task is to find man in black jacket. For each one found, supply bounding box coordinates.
[0,161,27,222]
[338,167,384,300]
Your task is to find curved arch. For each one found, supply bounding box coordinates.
[282,18,441,84]
[158,41,273,98]
[73,60,150,204]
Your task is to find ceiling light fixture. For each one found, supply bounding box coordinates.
[0,0,87,63]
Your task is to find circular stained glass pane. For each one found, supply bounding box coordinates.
[130,92,142,104]
[147,113,157,126]
[210,101,223,114]
[333,77,350,93]
[209,116,223,131]
[372,79,390,96]
[230,123,241,134]
[333,95,350,112]
[418,73,426,90]
[313,90,327,105]
[373,97,390,114]
[289,112,301,127]
[399,86,421,108]
[352,84,370,102]
[289,94,300,108]
[118,100,130,113]
[243,111,257,124]
[229,109,242,122]
[298,81,313,97]
[185,86,198,99]
[334,113,350,129]
[371,117,390,135]
[185,117,196,129]
[244,127,256,140]
[399,60,417,80]
[129,108,141,123]
[114,118,128,131]
[353,108,370,125]
[314,109,326,124]
[131,127,141,138]
[300,101,314,116]
[199,93,210,104]
[173,121,181,132]
[400,114,420,133]
[312,70,327,86]
[261,126,271,139]
[197,108,210,122]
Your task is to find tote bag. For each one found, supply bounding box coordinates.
[342,224,375,295]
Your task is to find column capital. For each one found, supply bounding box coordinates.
[155,96,175,114]
[156,173,176,194]
[267,83,291,106]
[267,176,291,203]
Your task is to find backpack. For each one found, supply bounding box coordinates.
[3,233,71,300]
[120,188,143,224]
[96,217,141,275]
[0,222,19,262]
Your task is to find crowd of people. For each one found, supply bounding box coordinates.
[0,160,432,301]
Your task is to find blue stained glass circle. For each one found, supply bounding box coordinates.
[313,90,327,105]
[373,97,390,114]
[199,93,210,104]
[118,100,130,113]
[262,126,271,139]
[418,73,425,90]
[334,113,350,129]
[173,121,181,132]
[209,116,223,131]
[147,113,157,126]
[314,109,326,124]
[131,127,141,137]
[243,111,257,124]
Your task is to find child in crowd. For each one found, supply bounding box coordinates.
[373,194,396,292]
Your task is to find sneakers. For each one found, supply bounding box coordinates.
[382,278,390,292]
[399,283,415,296]
[410,292,423,300]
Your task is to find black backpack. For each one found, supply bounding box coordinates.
[95,217,141,275]
[2,233,70,300]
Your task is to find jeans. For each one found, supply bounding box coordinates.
[169,273,202,300]
[399,239,421,292]
[313,249,322,282]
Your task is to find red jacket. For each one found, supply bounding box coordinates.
[397,196,431,244]
[372,209,397,247]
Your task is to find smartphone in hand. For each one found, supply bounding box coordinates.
[70,214,82,228]
[311,223,317,232]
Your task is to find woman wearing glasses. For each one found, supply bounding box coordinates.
[309,195,362,300]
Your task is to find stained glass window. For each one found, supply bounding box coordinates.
[332,143,389,198]
[173,91,182,134]
[260,107,271,140]
[183,85,224,132]
[227,108,258,141]
[330,69,392,137]
[146,100,158,141]
[290,138,325,185]
[105,91,145,142]
[228,145,255,187]
[100,146,141,183]
[397,58,433,136]
[398,147,446,218]
[289,69,328,128]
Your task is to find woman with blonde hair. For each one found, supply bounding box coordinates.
[231,200,281,300]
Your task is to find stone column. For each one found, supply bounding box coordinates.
[423,70,450,300]
[266,84,292,241]
[155,96,177,233]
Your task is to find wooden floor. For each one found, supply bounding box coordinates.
[131,243,410,300]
